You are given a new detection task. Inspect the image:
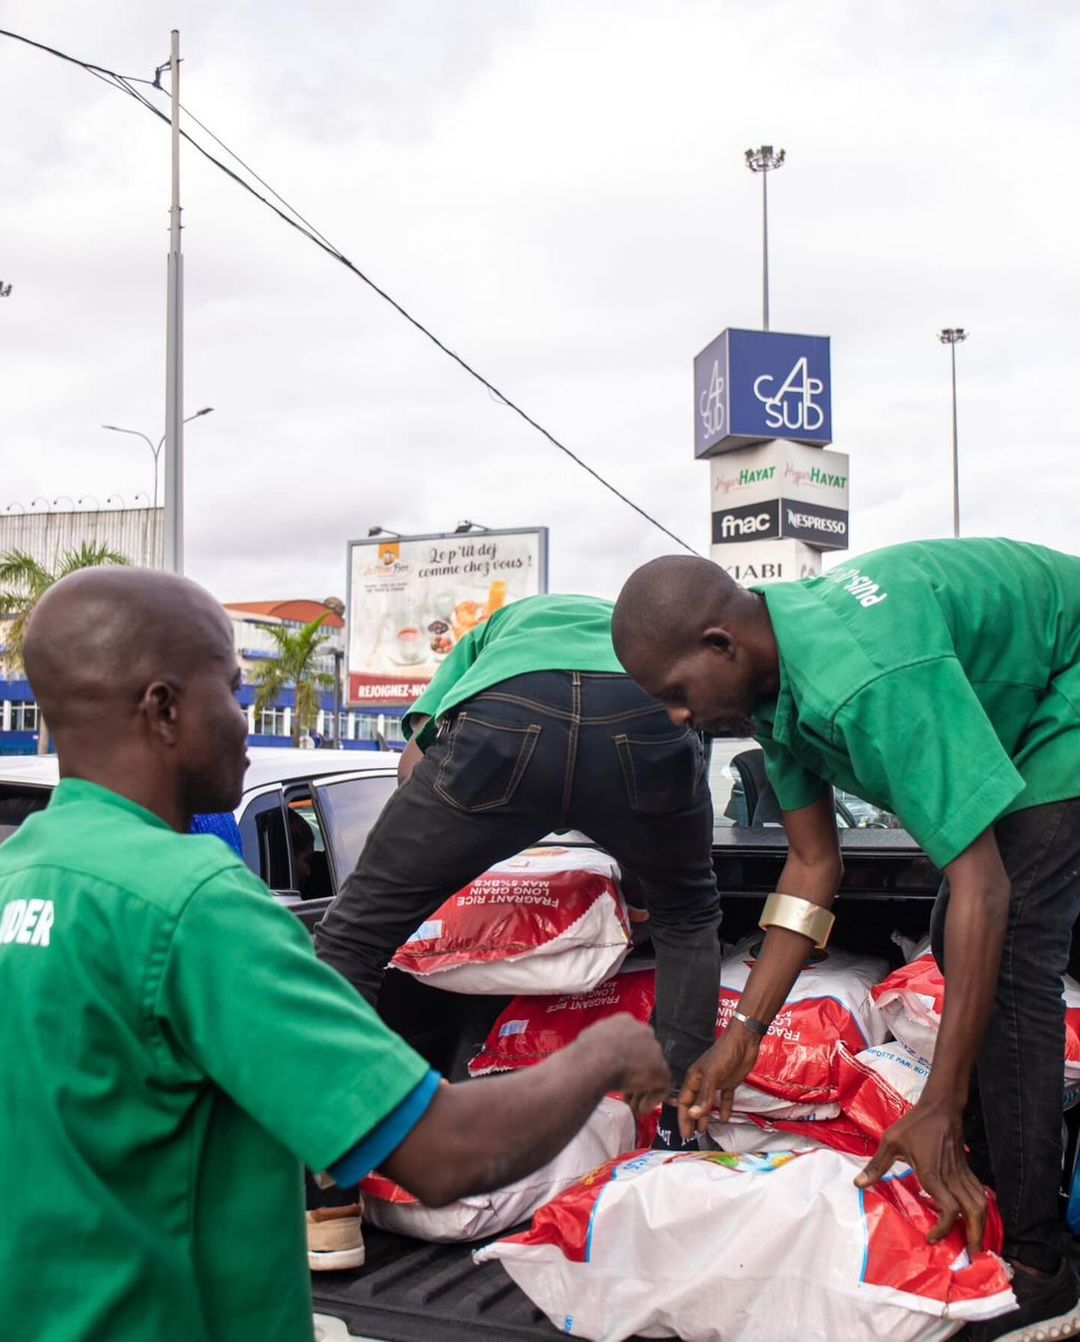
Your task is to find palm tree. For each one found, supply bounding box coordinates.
[0,543,129,753]
[251,612,335,746]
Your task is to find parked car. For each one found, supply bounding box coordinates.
[0,746,399,914]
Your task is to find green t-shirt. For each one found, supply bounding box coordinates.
[752,538,1080,868]
[406,593,623,745]
[0,780,430,1342]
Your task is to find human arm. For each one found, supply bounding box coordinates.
[825,664,1023,1253]
[855,828,1008,1255]
[678,788,841,1137]
[160,869,668,1206]
[380,1013,670,1206]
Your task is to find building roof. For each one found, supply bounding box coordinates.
[224,600,344,629]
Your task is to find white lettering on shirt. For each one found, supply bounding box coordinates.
[0,898,54,948]
[825,564,889,607]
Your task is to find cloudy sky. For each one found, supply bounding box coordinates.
[2,0,1078,604]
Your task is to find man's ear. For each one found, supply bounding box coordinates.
[701,625,736,658]
[141,680,181,745]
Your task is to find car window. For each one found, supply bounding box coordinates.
[312,774,398,882]
[238,791,292,890]
[707,743,898,834]
[284,793,335,900]
[835,789,901,830]
[0,786,52,845]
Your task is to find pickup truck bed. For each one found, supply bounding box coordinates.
[306,828,945,1342]
[313,1227,634,1342]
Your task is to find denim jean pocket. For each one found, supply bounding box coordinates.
[614,728,704,815]
[434,711,542,812]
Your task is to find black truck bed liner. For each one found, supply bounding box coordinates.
[312,1227,648,1341]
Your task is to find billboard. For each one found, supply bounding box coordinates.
[694,328,832,457]
[709,539,823,587]
[346,528,549,707]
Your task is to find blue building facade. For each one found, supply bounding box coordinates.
[0,676,406,756]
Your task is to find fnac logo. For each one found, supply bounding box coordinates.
[753,356,824,433]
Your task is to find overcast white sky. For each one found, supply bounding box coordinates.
[2,0,1078,604]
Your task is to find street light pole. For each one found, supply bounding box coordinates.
[102,408,213,513]
[163,28,185,574]
[937,328,968,538]
[332,647,344,748]
[744,146,786,331]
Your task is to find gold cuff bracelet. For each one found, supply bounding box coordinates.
[758,892,835,951]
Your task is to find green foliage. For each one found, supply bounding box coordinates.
[0,543,129,672]
[251,612,336,745]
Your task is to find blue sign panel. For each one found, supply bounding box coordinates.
[693,328,831,457]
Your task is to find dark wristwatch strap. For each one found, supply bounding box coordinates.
[732,1009,769,1038]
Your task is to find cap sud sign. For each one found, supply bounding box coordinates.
[694,328,832,458]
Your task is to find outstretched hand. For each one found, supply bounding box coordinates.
[855,1097,987,1257]
[577,1014,672,1115]
[677,1029,761,1139]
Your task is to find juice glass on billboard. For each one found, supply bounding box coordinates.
[487,579,508,615]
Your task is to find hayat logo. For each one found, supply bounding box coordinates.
[713,464,776,497]
[753,356,825,433]
[783,460,847,492]
[698,359,725,438]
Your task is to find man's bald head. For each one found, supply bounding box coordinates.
[25,567,234,734]
[24,568,250,824]
[612,555,751,668]
[612,555,777,735]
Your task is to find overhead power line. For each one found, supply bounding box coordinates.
[0,27,698,555]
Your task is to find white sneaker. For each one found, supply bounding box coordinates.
[307,1202,366,1271]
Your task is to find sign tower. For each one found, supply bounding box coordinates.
[693,152,850,585]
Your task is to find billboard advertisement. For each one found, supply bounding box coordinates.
[693,328,832,457]
[709,539,823,587]
[346,528,549,707]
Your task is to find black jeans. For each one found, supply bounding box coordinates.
[315,671,722,1085]
[930,799,1080,1272]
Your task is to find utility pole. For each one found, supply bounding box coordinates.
[744,146,786,331]
[938,328,968,538]
[332,648,344,748]
[163,29,184,574]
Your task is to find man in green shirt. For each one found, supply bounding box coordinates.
[612,539,1080,1342]
[0,568,669,1342]
[315,593,722,1142]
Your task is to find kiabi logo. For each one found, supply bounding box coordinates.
[753,356,825,433]
[783,461,847,491]
[699,359,725,439]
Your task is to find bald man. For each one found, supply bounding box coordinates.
[613,539,1080,1342]
[0,568,669,1342]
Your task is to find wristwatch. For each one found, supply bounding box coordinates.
[731,1009,769,1038]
